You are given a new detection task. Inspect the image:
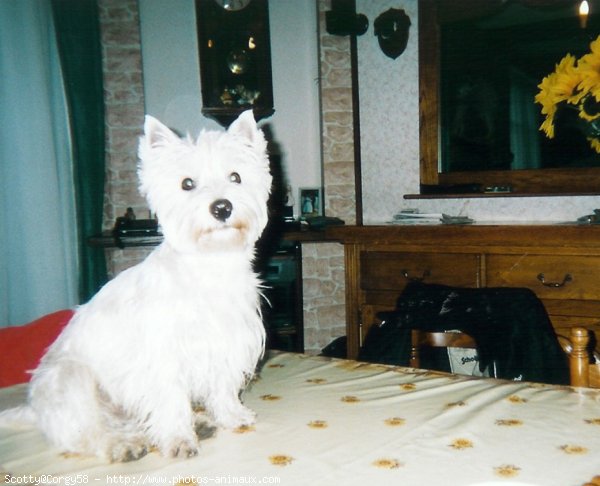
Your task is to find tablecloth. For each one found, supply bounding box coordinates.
[1,352,599,486]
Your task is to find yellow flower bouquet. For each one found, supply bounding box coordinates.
[535,35,600,153]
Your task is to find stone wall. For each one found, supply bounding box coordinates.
[98,0,151,277]
[317,0,357,225]
[301,242,347,354]
[300,0,356,354]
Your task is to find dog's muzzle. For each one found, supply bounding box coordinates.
[209,199,233,222]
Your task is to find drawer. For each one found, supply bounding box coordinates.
[486,254,600,300]
[361,251,480,292]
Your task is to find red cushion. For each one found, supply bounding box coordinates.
[0,309,74,387]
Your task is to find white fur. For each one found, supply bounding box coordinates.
[1,111,272,462]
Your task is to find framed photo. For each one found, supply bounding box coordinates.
[299,187,322,219]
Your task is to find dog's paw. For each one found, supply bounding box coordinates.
[215,405,256,429]
[194,420,217,441]
[166,438,199,459]
[108,439,149,463]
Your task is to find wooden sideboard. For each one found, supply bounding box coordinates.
[327,224,600,359]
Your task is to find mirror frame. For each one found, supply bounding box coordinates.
[418,0,600,196]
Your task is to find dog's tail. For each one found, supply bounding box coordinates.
[0,405,37,429]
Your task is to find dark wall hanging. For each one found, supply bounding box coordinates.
[325,0,368,36]
[374,8,411,59]
[195,0,274,127]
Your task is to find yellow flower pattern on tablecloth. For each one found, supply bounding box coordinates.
[560,444,589,455]
[174,479,197,486]
[384,417,406,426]
[582,475,600,485]
[449,438,474,450]
[232,353,596,484]
[260,394,281,401]
[59,452,83,459]
[3,351,600,484]
[495,419,523,427]
[494,464,521,477]
[446,400,467,408]
[372,458,402,469]
[269,454,294,466]
[307,420,328,429]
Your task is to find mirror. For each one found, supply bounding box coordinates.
[419,0,600,196]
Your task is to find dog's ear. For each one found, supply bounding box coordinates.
[143,115,181,149]
[228,110,267,155]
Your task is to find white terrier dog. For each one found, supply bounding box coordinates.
[3,110,272,462]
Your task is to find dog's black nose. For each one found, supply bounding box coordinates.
[209,199,233,222]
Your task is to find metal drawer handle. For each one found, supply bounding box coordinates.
[402,269,431,282]
[536,273,572,288]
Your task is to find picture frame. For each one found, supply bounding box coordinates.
[299,187,322,219]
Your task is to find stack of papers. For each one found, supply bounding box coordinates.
[390,210,474,225]
[391,210,443,224]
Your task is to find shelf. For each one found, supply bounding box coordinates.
[404,192,600,199]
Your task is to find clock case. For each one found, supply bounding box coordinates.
[195,0,274,127]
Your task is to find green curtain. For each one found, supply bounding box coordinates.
[51,0,107,302]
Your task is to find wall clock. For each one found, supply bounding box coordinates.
[196,0,274,126]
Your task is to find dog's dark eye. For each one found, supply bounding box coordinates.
[181,178,196,191]
[229,172,241,184]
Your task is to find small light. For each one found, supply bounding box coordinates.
[208,39,214,48]
[579,1,589,28]
[248,37,256,49]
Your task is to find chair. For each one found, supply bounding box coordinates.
[0,309,73,387]
[410,329,478,369]
[565,327,600,388]
[359,303,490,377]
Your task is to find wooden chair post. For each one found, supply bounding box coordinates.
[410,331,419,368]
[570,327,590,388]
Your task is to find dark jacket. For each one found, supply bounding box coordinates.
[358,282,569,385]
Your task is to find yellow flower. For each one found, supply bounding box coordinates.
[536,35,600,153]
[589,35,600,55]
[589,137,600,153]
[580,104,600,121]
[536,72,560,116]
[577,38,600,96]
[536,54,582,139]
[578,93,600,122]
[536,54,581,109]
[539,111,556,139]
